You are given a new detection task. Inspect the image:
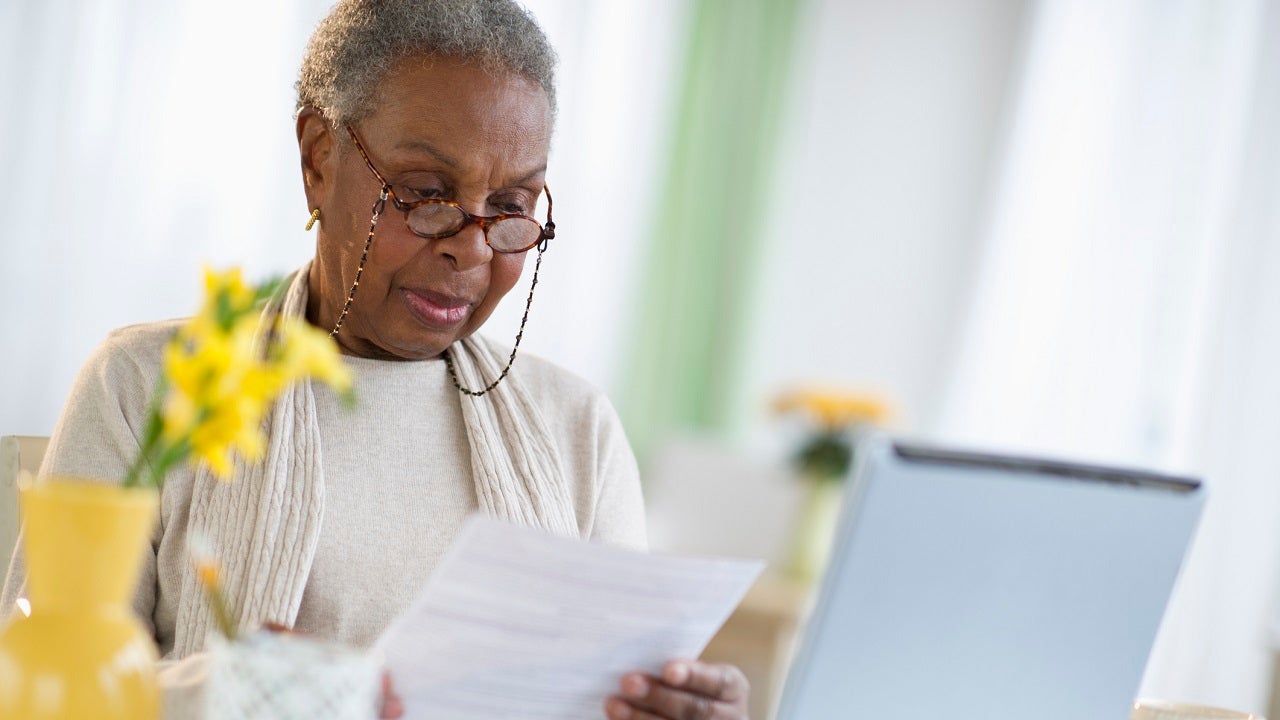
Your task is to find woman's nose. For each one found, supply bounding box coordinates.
[433,220,493,271]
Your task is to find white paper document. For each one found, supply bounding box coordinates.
[374,516,764,719]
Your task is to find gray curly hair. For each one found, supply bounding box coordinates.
[297,0,557,127]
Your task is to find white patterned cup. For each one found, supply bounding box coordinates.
[206,631,381,720]
[1133,699,1264,720]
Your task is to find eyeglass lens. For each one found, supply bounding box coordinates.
[405,204,543,253]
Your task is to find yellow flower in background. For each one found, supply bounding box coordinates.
[772,388,893,430]
[773,387,894,481]
[123,266,352,487]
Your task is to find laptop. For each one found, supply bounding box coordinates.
[774,436,1204,720]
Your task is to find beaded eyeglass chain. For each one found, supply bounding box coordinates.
[328,186,548,397]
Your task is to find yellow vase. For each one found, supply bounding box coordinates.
[0,480,160,719]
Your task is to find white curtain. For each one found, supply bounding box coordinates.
[0,0,681,437]
[938,0,1280,710]
[1,0,335,435]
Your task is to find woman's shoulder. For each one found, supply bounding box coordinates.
[476,338,645,547]
[79,318,186,391]
[474,336,611,412]
[101,318,186,357]
[75,316,186,392]
[40,319,187,481]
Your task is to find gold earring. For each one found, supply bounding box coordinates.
[305,208,321,231]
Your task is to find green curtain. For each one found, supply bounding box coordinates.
[620,0,805,461]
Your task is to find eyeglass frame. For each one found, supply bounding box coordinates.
[344,125,555,254]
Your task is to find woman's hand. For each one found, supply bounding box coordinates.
[605,660,749,720]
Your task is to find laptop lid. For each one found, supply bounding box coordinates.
[775,436,1204,720]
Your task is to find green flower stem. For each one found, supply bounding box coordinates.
[795,431,854,481]
[203,582,238,641]
[123,379,169,488]
[123,375,205,488]
[147,437,192,488]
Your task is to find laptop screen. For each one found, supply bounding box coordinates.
[775,437,1203,720]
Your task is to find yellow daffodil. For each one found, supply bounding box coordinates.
[189,532,237,639]
[198,267,260,331]
[274,318,353,396]
[156,271,353,644]
[195,562,221,590]
[123,266,352,487]
[772,388,893,430]
[773,387,894,482]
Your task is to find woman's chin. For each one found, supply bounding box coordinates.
[337,316,457,361]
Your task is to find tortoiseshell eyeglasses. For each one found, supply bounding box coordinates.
[345,125,555,254]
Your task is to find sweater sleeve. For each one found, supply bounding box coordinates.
[40,332,155,482]
[587,397,649,552]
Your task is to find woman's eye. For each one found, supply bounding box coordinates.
[404,186,445,201]
[491,197,530,215]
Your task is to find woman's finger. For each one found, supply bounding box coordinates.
[606,697,676,720]
[612,672,741,720]
[380,671,405,719]
[661,661,749,703]
[606,694,724,720]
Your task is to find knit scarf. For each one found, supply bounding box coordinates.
[171,262,578,657]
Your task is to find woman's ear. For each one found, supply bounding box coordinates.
[297,107,337,212]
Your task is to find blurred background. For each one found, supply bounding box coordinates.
[3,0,1279,715]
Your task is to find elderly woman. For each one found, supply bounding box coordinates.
[1,1,750,719]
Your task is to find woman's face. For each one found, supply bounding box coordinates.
[298,55,552,360]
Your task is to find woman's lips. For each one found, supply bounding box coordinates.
[400,288,472,329]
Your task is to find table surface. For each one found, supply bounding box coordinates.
[700,571,814,720]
